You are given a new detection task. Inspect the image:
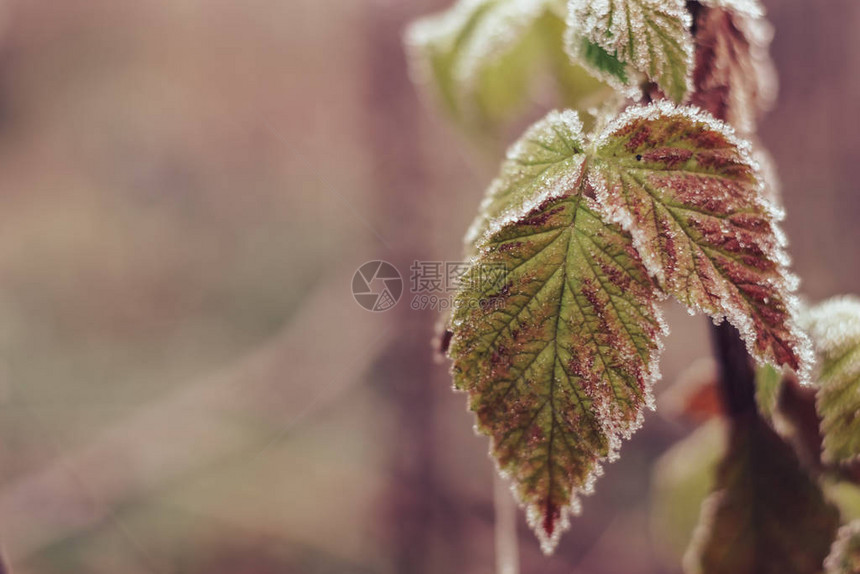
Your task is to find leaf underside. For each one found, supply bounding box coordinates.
[567,0,694,102]
[685,414,840,574]
[803,297,860,463]
[449,104,807,552]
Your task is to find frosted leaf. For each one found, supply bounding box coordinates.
[802,296,860,463]
[684,414,840,574]
[689,0,777,135]
[405,0,605,134]
[448,109,666,553]
[465,109,587,248]
[566,0,694,102]
[591,102,811,382]
[825,521,860,574]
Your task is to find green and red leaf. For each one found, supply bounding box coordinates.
[803,296,860,463]
[449,110,666,552]
[567,0,694,102]
[447,103,809,553]
[591,103,810,379]
[690,0,777,135]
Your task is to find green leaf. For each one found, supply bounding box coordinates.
[463,110,589,248]
[685,415,840,574]
[567,0,694,102]
[405,0,605,134]
[577,37,628,86]
[825,522,860,574]
[449,110,666,552]
[803,296,860,463]
[591,103,811,379]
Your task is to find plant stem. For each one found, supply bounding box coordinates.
[709,322,757,419]
[494,473,520,574]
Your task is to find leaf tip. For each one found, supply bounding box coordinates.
[527,498,574,555]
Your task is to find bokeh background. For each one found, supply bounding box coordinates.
[0,0,857,572]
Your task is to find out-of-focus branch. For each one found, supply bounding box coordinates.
[709,322,757,419]
[494,473,520,574]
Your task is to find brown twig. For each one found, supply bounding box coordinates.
[709,322,758,419]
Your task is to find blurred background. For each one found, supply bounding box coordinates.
[0,0,857,572]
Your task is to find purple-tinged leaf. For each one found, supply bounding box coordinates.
[690,0,777,135]
[449,110,666,553]
[591,102,811,380]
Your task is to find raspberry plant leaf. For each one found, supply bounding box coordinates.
[590,103,811,379]
[405,0,541,129]
[803,296,860,463]
[449,110,666,553]
[463,109,589,249]
[685,414,840,574]
[567,0,694,102]
[405,0,605,134]
[690,0,777,135]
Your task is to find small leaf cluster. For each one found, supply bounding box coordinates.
[406,0,860,566]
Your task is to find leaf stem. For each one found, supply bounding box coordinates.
[709,322,757,419]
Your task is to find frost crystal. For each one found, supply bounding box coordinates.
[465,109,586,248]
[566,0,694,102]
[803,296,860,358]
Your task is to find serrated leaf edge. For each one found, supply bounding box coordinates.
[802,296,860,463]
[566,0,695,102]
[588,101,812,384]
[464,109,587,247]
[452,109,670,553]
